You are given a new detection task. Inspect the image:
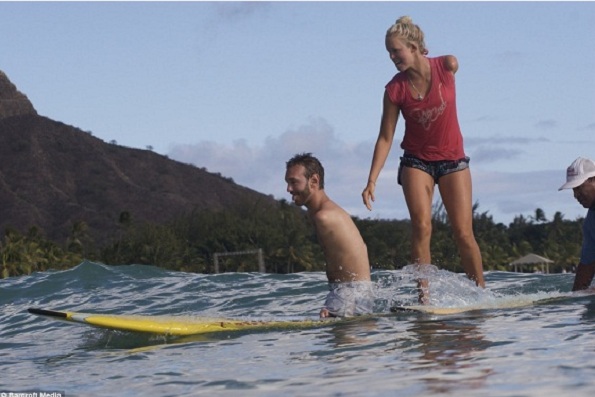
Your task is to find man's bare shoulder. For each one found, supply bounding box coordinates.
[313,200,349,222]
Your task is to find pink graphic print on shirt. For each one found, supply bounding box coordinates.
[409,83,446,131]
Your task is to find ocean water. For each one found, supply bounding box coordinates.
[2,260,595,397]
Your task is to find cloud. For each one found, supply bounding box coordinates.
[168,117,373,202]
[494,51,524,69]
[470,147,524,163]
[465,135,550,146]
[168,119,587,225]
[471,168,584,222]
[464,135,550,164]
[534,119,558,130]
[470,115,498,123]
[197,2,271,49]
[214,2,271,20]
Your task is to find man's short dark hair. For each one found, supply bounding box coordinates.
[286,153,325,189]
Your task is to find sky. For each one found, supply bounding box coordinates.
[1,1,594,225]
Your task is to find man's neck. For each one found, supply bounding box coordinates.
[306,190,330,214]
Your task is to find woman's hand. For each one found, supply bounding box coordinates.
[362,180,376,211]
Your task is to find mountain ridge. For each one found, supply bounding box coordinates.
[0,71,279,246]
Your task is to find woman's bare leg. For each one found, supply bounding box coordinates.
[401,167,436,302]
[401,167,435,264]
[438,168,485,287]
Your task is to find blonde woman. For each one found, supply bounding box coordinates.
[362,16,485,290]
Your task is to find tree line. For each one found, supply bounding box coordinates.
[0,200,584,279]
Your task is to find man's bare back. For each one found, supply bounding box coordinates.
[310,199,371,283]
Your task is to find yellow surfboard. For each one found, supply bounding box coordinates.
[28,308,337,336]
[30,291,591,336]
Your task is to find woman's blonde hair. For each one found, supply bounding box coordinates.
[386,16,428,55]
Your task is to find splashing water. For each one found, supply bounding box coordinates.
[374,264,571,310]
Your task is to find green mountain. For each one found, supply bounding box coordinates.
[0,70,278,246]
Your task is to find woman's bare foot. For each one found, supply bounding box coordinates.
[417,278,430,305]
[320,308,337,318]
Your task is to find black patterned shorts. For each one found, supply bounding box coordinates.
[398,154,470,185]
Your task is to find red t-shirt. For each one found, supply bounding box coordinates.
[385,56,466,161]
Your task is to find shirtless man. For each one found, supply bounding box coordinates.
[285,153,374,318]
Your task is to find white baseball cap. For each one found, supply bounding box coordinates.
[559,157,595,191]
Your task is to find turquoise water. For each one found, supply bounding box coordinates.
[2,260,595,396]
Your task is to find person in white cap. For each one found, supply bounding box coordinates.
[559,157,595,291]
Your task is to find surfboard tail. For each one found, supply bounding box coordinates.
[28,307,69,319]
